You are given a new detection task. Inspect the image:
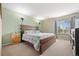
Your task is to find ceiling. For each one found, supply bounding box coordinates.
[2,3,79,20]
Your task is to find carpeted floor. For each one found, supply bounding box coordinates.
[2,43,39,56]
[2,39,74,56]
[41,39,74,56]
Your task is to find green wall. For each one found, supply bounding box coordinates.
[2,7,38,45]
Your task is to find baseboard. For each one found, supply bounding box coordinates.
[2,43,11,46]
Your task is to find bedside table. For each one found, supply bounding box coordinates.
[11,32,21,44]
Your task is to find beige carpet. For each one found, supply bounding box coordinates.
[2,39,74,56]
[2,43,39,56]
[41,39,74,56]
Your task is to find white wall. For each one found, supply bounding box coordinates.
[0,14,1,56]
[0,4,1,56]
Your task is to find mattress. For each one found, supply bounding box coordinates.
[23,33,55,40]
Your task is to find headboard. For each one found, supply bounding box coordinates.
[20,25,37,42]
[20,25,36,31]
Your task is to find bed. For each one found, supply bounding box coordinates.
[20,25,56,54]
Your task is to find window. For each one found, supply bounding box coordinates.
[75,17,79,28]
[57,19,70,34]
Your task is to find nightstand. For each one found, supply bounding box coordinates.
[11,32,21,44]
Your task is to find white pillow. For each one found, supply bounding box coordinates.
[24,30,35,33]
[24,30,40,34]
[35,30,40,33]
